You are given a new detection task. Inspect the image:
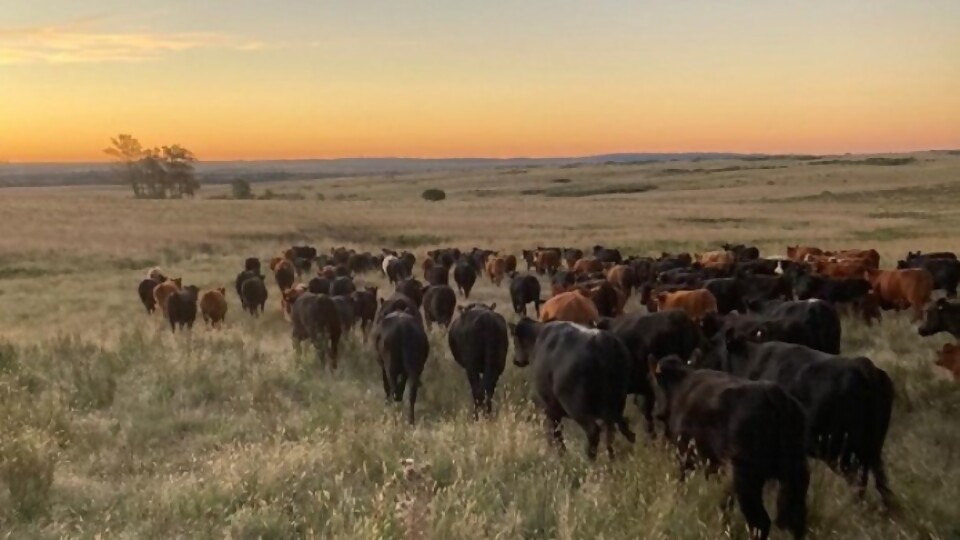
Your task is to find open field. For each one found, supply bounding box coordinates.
[0,152,959,538]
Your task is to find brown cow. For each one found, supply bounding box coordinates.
[655,289,718,321]
[199,287,228,328]
[864,268,934,321]
[535,250,561,275]
[539,291,600,326]
[814,259,870,279]
[935,343,960,380]
[422,258,436,280]
[281,284,308,320]
[269,256,286,272]
[153,278,183,317]
[827,249,880,270]
[503,254,518,273]
[606,265,635,297]
[696,250,734,270]
[572,257,603,276]
[486,257,507,286]
[787,246,824,263]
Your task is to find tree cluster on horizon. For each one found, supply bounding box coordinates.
[104,135,199,199]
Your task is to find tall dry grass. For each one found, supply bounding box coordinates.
[0,152,957,537]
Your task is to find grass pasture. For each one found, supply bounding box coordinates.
[0,152,959,538]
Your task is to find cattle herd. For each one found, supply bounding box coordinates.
[135,243,960,540]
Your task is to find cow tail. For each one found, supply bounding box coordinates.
[861,360,896,508]
[773,389,810,539]
[482,337,499,412]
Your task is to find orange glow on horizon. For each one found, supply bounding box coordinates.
[2,2,959,163]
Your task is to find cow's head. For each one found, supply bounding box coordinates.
[919,299,956,337]
[508,317,541,367]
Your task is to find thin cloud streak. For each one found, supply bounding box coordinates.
[0,21,265,64]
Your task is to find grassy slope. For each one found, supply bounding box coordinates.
[0,153,958,538]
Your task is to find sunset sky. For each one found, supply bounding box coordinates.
[2,1,959,162]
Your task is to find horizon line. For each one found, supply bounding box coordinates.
[3,148,956,166]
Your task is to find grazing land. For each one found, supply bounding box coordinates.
[0,152,958,538]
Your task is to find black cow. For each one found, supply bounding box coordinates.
[659,268,703,287]
[395,278,425,308]
[706,312,817,353]
[897,257,960,298]
[428,248,458,269]
[593,245,623,265]
[564,247,585,268]
[423,285,457,328]
[626,257,658,285]
[509,273,542,316]
[274,263,296,292]
[330,276,356,297]
[721,243,761,262]
[239,275,268,316]
[244,257,261,273]
[347,252,377,274]
[398,251,416,275]
[793,274,871,304]
[655,253,693,274]
[453,261,477,299]
[235,270,258,306]
[166,285,199,332]
[374,293,423,331]
[735,258,783,277]
[739,274,793,304]
[290,245,318,261]
[654,357,808,540]
[351,286,379,335]
[918,298,960,339]
[521,249,536,271]
[289,292,342,369]
[308,277,331,295]
[748,300,841,354]
[426,265,450,286]
[448,303,508,418]
[551,270,576,294]
[510,319,636,460]
[375,311,429,425]
[601,310,706,436]
[703,278,745,314]
[289,246,317,276]
[906,250,957,262]
[385,257,410,284]
[469,248,494,272]
[332,295,357,331]
[699,337,895,508]
[137,278,159,314]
